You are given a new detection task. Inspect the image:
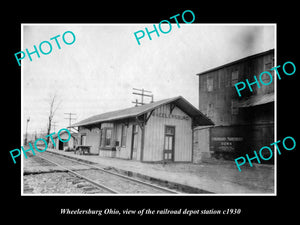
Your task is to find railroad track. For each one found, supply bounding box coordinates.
[26,151,180,194]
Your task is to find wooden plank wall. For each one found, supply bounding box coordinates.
[79,127,101,154]
[115,123,134,159]
[198,51,274,126]
[144,104,192,162]
[193,127,210,163]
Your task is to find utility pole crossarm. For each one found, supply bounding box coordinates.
[64,112,77,130]
[132,92,153,97]
[132,88,154,106]
[133,88,152,93]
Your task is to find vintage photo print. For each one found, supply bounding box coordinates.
[21,23,276,196]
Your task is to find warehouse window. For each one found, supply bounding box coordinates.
[207,77,213,92]
[263,62,273,83]
[261,72,272,83]
[231,70,239,86]
[207,103,214,118]
[219,72,225,88]
[200,76,207,91]
[225,72,231,87]
[263,62,274,94]
[265,62,272,71]
[121,125,127,147]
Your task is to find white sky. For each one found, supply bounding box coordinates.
[22,24,275,134]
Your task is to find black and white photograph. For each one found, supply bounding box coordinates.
[21,24,275,195]
[4,5,298,221]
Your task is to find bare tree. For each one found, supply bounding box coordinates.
[46,93,61,144]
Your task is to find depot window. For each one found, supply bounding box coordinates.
[105,128,112,147]
[121,125,127,147]
[101,128,112,147]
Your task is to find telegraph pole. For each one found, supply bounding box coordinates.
[51,121,57,133]
[64,113,76,131]
[132,88,154,106]
[25,117,30,145]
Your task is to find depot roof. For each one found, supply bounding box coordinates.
[71,96,214,127]
[52,131,78,139]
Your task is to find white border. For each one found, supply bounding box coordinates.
[21,23,277,196]
[274,23,277,196]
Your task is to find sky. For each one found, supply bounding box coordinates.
[22,24,275,134]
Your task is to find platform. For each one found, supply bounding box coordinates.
[46,148,275,194]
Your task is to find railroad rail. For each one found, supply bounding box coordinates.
[34,154,119,193]
[28,151,180,194]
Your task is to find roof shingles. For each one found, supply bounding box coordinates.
[71,96,214,127]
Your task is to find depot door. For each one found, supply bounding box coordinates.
[58,140,64,150]
[81,135,86,145]
[130,125,138,160]
[163,126,175,161]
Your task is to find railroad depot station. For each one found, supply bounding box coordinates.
[28,49,275,194]
[52,49,274,165]
[70,96,214,163]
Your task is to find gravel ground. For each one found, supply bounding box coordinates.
[75,169,167,194]
[35,152,172,194]
[23,152,170,194]
[23,172,87,194]
[23,172,113,194]
[48,150,274,193]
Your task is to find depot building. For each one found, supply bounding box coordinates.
[70,96,213,162]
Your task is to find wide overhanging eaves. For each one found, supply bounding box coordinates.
[70,96,214,127]
[174,98,214,126]
[71,115,136,127]
[70,97,181,127]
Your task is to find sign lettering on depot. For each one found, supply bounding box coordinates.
[152,112,189,120]
[14,30,76,66]
[9,128,71,164]
[133,10,195,45]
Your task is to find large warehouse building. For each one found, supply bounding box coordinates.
[71,96,213,162]
[196,49,275,162]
